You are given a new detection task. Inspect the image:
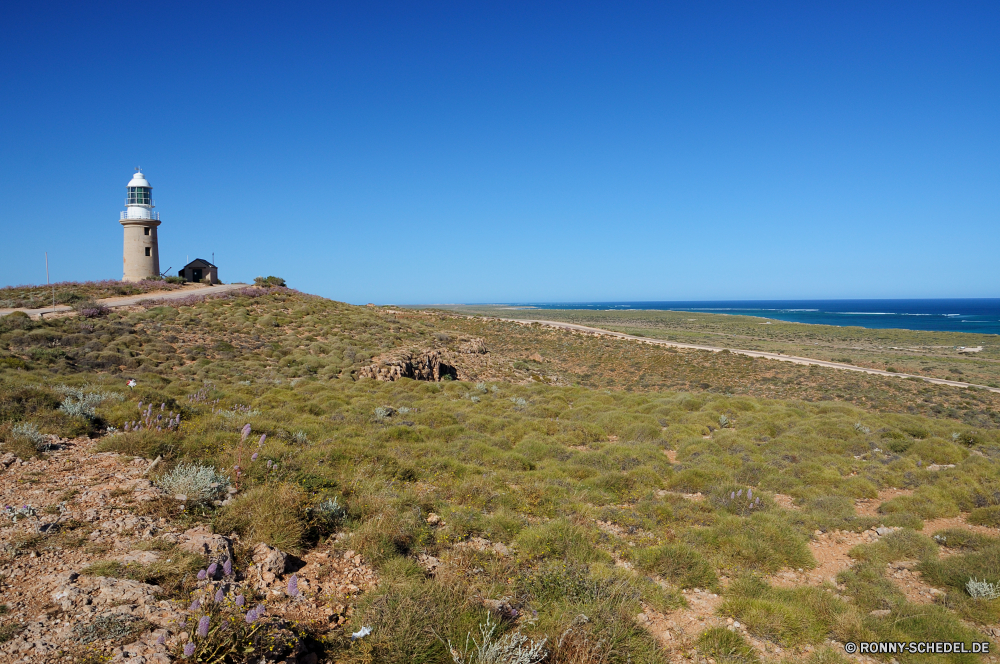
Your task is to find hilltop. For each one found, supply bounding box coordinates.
[0,285,998,663]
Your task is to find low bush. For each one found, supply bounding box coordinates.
[697,626,759,664]
[721,575,847,646]
[215,483,308,552]
[918,540,1000,593]
[969,505,1000,527]
[631,542,718,589]
[10,422,49,451]
[156,463,230,503]
[848,529,938,563]
[514,519,609,564]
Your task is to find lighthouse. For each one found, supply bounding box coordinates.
[120,169,161,282]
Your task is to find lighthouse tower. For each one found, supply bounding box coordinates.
[120,169,161,282]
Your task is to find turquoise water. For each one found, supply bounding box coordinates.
[515,299,1000,335]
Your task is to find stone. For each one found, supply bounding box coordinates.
[875,526,898,537]
[426,513,441,525]
[459,338,488,354]
[253,542,289,576]
[117,550,161,565]
[358,349,458,382]
[177,526,233,560]
[869,609,891,617]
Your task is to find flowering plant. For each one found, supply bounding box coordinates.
[178,558,302,661]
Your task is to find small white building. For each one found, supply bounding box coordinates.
[119,169,161,282]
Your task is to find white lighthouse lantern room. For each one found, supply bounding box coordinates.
[120,169,161,282]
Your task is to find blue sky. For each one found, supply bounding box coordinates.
[1,1,997,304]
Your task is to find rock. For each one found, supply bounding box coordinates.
[417,554,441,574]
[926,464,956,472]
[174,494,187,502]
[459,338,488,354]
[117,550,161,565]
[875,526,898,537]
[426,513,441,525]
[177,526,233,561]
[253,542,289,575]
[0,452,18,467]
[481,597,516,619]
[529,353,544,363]
[869,609,891,617]
[358,349,458,382]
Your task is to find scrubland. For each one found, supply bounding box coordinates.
[1,287,999,663]
[435,306,1000,390]
[0,279,186,310]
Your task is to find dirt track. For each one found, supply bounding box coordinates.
[496,317,1000,394]
[0,283,247,319]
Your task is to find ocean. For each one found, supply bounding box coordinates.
[514,299,1000,335]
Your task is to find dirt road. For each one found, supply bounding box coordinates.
[497,317,1000,394]
[0,283,248,319]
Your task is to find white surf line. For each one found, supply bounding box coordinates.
[488,317,1000,395]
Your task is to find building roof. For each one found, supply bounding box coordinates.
[183,258,217,268]
[127,171,151,188]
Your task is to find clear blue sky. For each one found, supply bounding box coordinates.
[1,2,997,304]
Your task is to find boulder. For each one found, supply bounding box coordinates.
[177,526,233,561]
[358,349,457,382]
[459,338,488,354]
[253,542,289,576]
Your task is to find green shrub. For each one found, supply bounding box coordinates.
[156,463,230,503]
[697,627,759,664]
[849,529,938,563]
[515,519,609,564]
[631,542,718,589]
[721,575,847,646]
[918,541,1000,592]
[969,505,1000,527]
[215,483,308,552]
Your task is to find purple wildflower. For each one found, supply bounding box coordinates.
[258,433,266,447]
[138,401,143,409]
[235,594,245,607]
[207,562,218,578]
[245,609,257,624]
[223,558,232,576]
[189,599,201,611]
[266,460,272,469]
[287,574,299,596]
[156,633,166,645]
[747,488,752,500]
[737,489,743,498]
[215,587,225,603]
[241,423,251,440]
[197,615,210,638]
[755,496,760,505]
[251,453,258,461]
[161,403,165,410]
[183,642,195,657]
[730,491,735,500]
[197,569,207,580]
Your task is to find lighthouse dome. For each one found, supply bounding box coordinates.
[127,171,151,188]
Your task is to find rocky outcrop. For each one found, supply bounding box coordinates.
[459,338,488,354]
[358,349,458,382]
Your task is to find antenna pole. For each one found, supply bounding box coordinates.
[45,252,54,307]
